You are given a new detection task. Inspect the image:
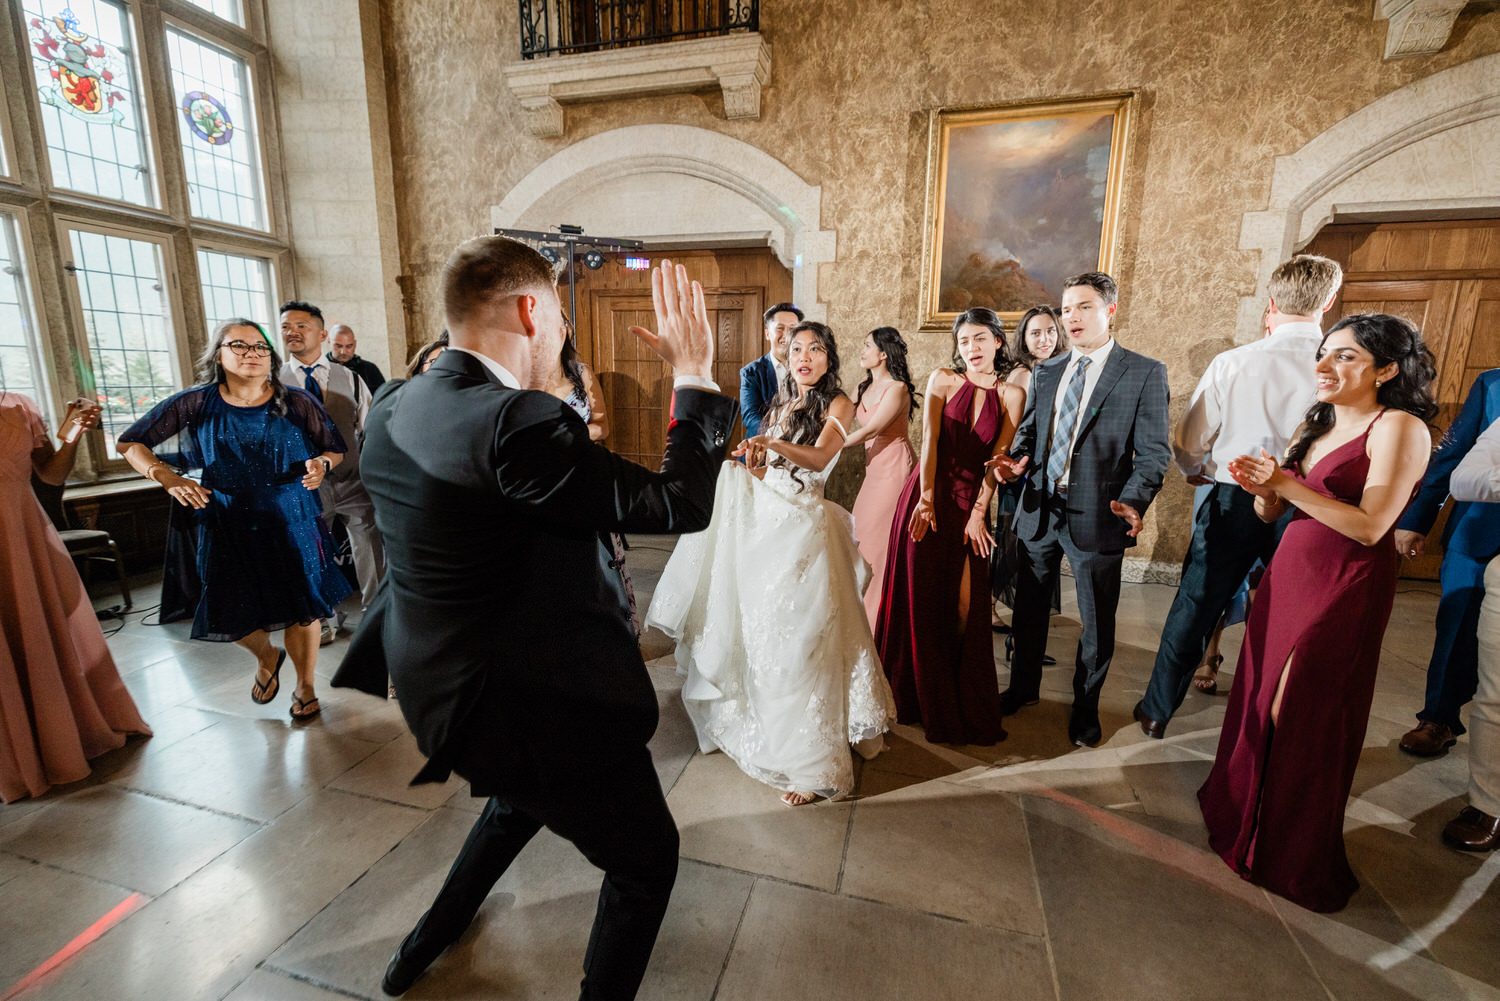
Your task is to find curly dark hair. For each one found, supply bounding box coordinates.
[1284,313,1438,469]
[197,318,289,416]
[855,326,917,417]
[1011,305,1066,370]
[950,307,1013,377]
[770,321,845,490]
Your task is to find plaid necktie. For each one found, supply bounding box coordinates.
[1045,355,1090,490]
[301,365,323,403]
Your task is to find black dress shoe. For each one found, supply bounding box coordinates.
[1133,700,1166,740]
[999,688,1039,716]
[1068,706,1101,748]
[382,929,448,996]
[1442,806,1500,852]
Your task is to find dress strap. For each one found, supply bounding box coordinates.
[863,380,895,412]
[1364,407,1390,436]
[825,414,849,439]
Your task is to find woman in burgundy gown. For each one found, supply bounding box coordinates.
[1199,313,1436,912]
[876,308,1024,744]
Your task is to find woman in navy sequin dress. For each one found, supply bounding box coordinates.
[119,319,351,721]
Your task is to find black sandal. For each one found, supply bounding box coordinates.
[251,649,286,704]
[290,695,321,721]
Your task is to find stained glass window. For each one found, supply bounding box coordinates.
[66,227,183,457]
[179,0,244,27]
[0,212,56,429]
[198,247,275,334]
[167,28,265,230]
[25,0,155,207]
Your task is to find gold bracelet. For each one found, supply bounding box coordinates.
[145,463,167,484]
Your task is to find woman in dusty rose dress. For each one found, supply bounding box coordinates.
[844,327,916,630]
[1,393,151,803]
[875,309,1024,745]
[1199,314,1435,912]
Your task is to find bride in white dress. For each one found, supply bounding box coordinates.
[645,322,896,807]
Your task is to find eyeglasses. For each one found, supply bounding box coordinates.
[224,339,273,357]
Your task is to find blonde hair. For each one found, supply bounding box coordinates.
[1267,254,1342,316]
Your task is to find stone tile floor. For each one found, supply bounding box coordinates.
[2,535,1497,1000]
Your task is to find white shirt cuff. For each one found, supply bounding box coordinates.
[673,375,720,392]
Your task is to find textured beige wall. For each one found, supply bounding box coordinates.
[377,0,1500,564]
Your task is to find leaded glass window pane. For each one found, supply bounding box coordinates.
[25,0,154,206]
[66,227,182,457]
[0,213,56,429]
[197,247,275,334]
[167,28,265,230]
[179,0,244,27]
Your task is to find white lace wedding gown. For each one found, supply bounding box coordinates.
[645,418,896,799]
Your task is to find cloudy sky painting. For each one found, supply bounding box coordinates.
[938,111,1116,310]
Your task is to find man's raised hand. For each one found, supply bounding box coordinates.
[628,260,714,380]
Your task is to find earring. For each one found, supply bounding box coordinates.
[1374,379,1382,387]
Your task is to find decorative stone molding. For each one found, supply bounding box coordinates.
[491,124,835,320]
[1236,53,1500,343]
[1375,0,1469,59]
[502,34,771,138]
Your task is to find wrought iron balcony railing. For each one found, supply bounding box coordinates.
[518,0,758,58]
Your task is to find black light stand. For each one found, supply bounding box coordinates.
[495,225,645,341]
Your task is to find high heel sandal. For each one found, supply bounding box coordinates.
[1192,654,1223,695]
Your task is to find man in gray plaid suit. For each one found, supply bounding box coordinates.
[994,271,1171,747]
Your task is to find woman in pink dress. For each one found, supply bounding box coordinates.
[844,327,916,629]
[0,393,151,803]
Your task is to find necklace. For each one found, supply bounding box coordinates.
[221,382,270,407]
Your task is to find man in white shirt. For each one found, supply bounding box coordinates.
[1134,255,1342,737]
[997,271,1171,747]
[281,300,386,639]
[1442,418,1500,851]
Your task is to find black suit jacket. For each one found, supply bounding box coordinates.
[1010,343,1171,553]
[333,349,738,792]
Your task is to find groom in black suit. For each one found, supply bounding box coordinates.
[995,271,1170,748]
[333,238,737,999]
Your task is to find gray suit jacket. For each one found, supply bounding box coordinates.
[1010,343,1171,552]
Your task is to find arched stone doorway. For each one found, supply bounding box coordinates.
[490,124,837,319]
[1236,53,1500,341]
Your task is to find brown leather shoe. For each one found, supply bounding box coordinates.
[1399,720,1457,757]
[1133,700,1166,740]
[1442,806,1500,852]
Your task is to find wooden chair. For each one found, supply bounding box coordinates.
[30,475,133,610]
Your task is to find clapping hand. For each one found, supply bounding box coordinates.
[985,453,1028,483]
[58,397,102,443]
[628,260,713,380]
[1226,448,1284,500]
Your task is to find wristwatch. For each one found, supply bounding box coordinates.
[319,457,332,474]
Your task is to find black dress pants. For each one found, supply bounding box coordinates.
[412,741,679,1001]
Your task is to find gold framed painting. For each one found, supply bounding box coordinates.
[919,93,1134,330]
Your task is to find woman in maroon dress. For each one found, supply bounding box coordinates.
[1199,313,1436,911]
[875,308,1024,745]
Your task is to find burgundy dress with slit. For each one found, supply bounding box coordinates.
[875,378,1006,745]
[1198,413,1401,912]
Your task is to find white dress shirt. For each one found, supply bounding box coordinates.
[291,353,372,426]
[1173,320,1324,484]
[1049,337,1116,489]
[1452,418,1500,503]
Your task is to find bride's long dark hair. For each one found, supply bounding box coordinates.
[1284,313,1438,469]
[770,321,845,490]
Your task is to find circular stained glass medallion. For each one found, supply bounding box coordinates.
[181,91,234,145]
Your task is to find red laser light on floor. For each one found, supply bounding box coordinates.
[0,892,146,1000]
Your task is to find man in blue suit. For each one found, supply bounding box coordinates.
[1395,367,1500,756]
[995,271,1171,747]
[738,302,802,438]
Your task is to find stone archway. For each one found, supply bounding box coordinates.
[1236,53,1500,340]
[490,124,836,319]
